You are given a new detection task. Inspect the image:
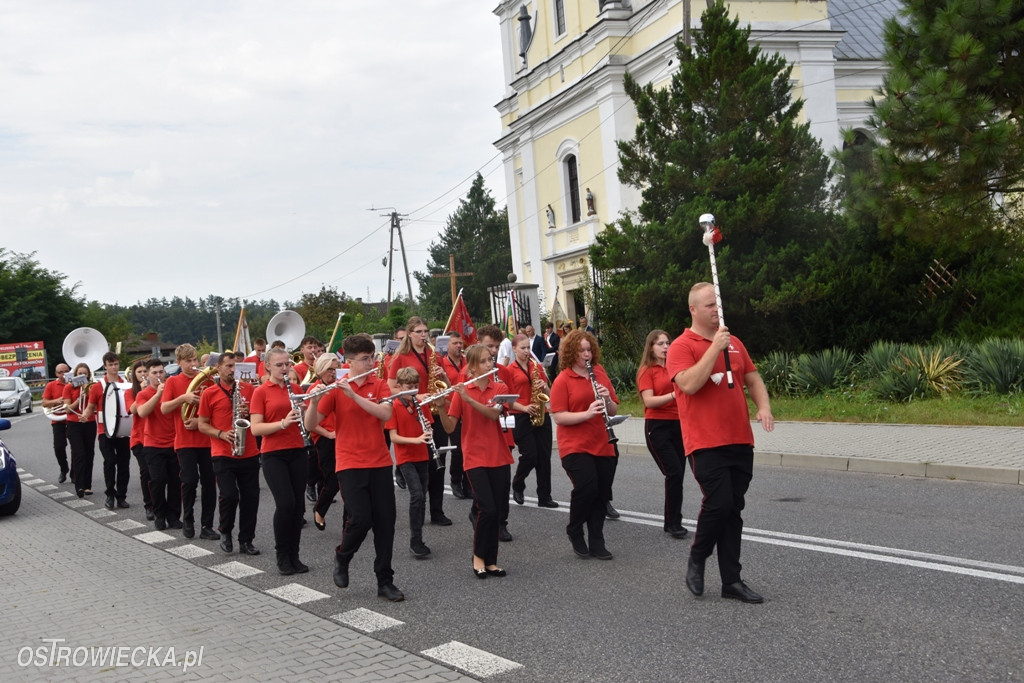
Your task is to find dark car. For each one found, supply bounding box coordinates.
[0,418,20,516]
[0,377,32,416]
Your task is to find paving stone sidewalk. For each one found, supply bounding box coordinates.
[613,418,1024,485]
[0,482,473,682]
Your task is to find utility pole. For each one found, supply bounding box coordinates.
[373,207,415,315]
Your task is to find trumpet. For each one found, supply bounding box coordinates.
[416,368,499,408]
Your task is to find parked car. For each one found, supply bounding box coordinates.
[0,418,20,516]
[0,377,32,416]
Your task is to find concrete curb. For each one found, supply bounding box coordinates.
[753,450,1023,486]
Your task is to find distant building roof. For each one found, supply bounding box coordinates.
[829,0,902,60]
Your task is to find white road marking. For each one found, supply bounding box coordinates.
[266,583,330,604]
[422,641,522,677]
[167,544,215,559]
[332,608,404,633]
[135,530,176,544]
[210,561,264,579]
[108,519,147,531]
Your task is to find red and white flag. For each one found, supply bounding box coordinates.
[445,293,478,346]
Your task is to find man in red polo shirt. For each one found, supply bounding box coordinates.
[41,363,71,482]
[666,282,774,605]
[135,359,182,530]
[161,344,219,541]
[305,333,403,602]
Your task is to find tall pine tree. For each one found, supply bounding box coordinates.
[868,0,1024,247]
[591,1,833,354]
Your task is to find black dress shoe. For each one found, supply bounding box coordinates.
[686,555,705,596]
[305,484,317,503]
[512,488,525,505]
[144,506,155,521]
[183,523,195,539]
[394,472,407,490]
[277,553,295,576]
[104,496,115,510]
[59,471,68,484]
[722,581,764,604]
[333,552,349,587]
[451,483,468,499]
[290,555,309,573]
[220,536,233,553]
[589,546,613,560]
[499,526,513,542]
[605,502,620,519]
[665,525,689,539]
[154,517,167,531]
[200,527,221,540]
[378,583,405,602]
[431,514,453,526]
[169,519,184,530]
[473,567,488,579]
[538,499,559,508]
[313,513,325,531]
[485,567,507,577]
[76,489,85,498]
[238,541,260,556]
[116,499,130,509]
[569,534,589,558]
[411,541,431,558]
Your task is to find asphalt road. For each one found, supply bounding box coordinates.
[5,412,1023,682]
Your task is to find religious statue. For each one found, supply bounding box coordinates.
[586,188,596,216]
[546,204,556,229]
[518,5,537,70]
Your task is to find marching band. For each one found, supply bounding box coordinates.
[38,309,686,602]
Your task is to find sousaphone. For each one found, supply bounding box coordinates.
[267,310,305,353]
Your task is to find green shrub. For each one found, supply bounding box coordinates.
[757,350,798,396]
[792,347,856,394]
[859,341,903,380]
[602,356,639,400]
[875,363,929,402]
[962,337,1024,394]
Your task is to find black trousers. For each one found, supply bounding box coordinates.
[306,442,322,489]
[444,422,468,490]
[98,434,131,500]
[428,427,448,519]
[336,466,396,586]
[213,456,261,543]
[66,422,95,494]
[50,422,69,475]
[177,447,216,529]
[688,444,753,584]
[397,460,429,544]
[313,438,339,519]
[130,444,153,509]
[561,452,616,550]
[644,418,686,529]
[466,465,510,566]
[512,413,553,500]
[145,446,182,523]
[262,448,306,556]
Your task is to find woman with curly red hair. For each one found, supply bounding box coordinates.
[548,330,620,560]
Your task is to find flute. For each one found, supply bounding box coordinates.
[416,368,499,408]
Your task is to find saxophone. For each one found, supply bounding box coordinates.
[426,344,449,414]
[231,381,250,457]
[530,360,550,427]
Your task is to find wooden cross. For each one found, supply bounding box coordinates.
[432,254,473,307]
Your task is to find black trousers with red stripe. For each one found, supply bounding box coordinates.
[644,418,686,529]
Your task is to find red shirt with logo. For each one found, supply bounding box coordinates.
[637,365,680,420]
[317,376,392,471]
[162,372,212,450]
[137,386,176,449]
[447,380,513,470]
[62,382,94,424]
[199,381,258,458]
[251,380,306,453]
[549,364,618,458]
[385,397,431,465]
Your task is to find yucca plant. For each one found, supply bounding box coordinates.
[757,350,798,397]
[792,347,856,394]
[903,346,963,395]
[962,337,1024,394]
[859,341,903,380]
[602,356,639,399]
[874,363,929,402]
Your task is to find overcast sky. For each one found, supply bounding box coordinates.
[0,1,508,307]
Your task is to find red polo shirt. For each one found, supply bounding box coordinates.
[317,376,392,471]
[385,397,431,465]
[549,364,618,458]
[198,381,258,458]
[447,380,513,470]
[137,386,176,449]
[637,365,679,420]
[251,380,306,453]
[162,372,212,450]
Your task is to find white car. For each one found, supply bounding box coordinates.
[0,377,32,416]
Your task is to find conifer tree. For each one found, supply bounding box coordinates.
[867,0,1024,247]
[591,1,833,353]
